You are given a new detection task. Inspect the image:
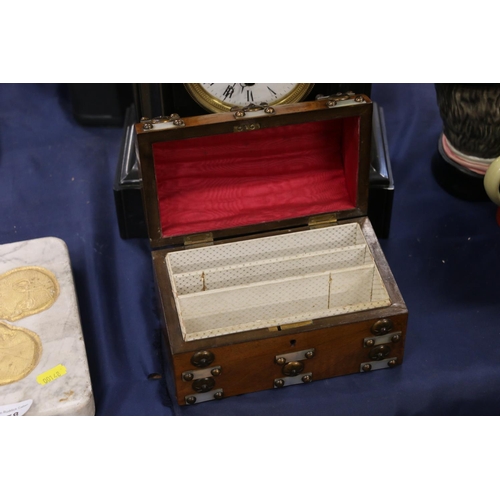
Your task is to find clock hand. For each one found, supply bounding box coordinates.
[267,86,277,96]
[240,83,255,92]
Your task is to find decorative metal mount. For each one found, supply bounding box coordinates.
[231,103,276,118]
[182,365,222,382]
[363,332,402,348]
[274,373,313,388]
[275,348,315,365]
[315,92,365,108]
[360,357,398,373]
[185,388,224,405]
[140,114,185,130]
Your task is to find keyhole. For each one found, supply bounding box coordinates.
[290,339,296,347]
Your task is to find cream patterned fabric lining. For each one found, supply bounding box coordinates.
[166,223,391,341]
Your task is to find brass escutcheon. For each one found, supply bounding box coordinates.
[192,377,216,393]
[282,361,305,377]
[371,318,394,336]
[191,350,215,368]
[368,345,391,361]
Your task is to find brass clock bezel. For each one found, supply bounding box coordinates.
[184,83,315,113]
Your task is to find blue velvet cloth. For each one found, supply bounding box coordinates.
[1,83,499,416]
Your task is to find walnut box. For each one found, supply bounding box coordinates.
[135,95,408,406]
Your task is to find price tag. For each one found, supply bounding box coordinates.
[36,364,67,385]
[0,399,33,416]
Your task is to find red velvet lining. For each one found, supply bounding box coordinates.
[153,117,360,238]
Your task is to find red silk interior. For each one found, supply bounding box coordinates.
[153,117,360,238]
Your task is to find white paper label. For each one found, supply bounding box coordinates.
[0,399,33,416]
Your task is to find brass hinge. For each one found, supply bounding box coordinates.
[140,114,185,130]
[269,320,313,332]
[315,92,365,108]
[232,103,275,119]
[308,214,337,229]
[183,232,214,248]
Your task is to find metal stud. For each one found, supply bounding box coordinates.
[391,334,401,343]
[211,368,221,377]
[185,396,196,405]
[388,360,397,368]
[305,351,315,359]
[276,357,287,366]
[302,375,312,383]
[274,379,285,388]
[182,372,194,382]
[143,123,153,130]
[355,95,364,102]
[362,364,372,372]
[365,339,375,348]
[214,391,224,400]
[264,106,275,114]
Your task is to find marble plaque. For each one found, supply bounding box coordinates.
[0,237,94,416]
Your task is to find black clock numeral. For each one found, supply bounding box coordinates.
[247,90,254,102]
[222,85,235,100]
[267,86,277,96]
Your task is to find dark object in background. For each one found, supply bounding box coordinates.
[368,103,394,238]
[435,84,500,158]
[431,141,489,202]
[113,105,146,239]
[433,83,500,201]
[114,86,394,240]
[69,84,134,126]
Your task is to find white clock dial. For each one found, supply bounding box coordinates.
[184,83,314,113]
[202,83,298,107]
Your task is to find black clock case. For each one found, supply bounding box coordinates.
[114,83,394,239]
